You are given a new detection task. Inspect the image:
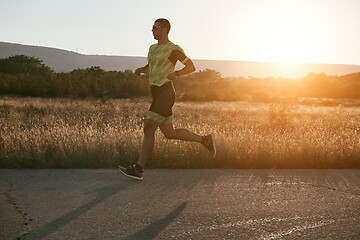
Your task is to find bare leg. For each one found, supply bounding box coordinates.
[137,119,159,167]
[159,122,203,143]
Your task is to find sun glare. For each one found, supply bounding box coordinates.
[239,2,318,64]
[263,19,312,63]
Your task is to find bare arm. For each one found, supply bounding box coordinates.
[167,59,196,80]
[135,64,149,76]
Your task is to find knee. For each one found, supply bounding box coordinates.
[143,120,158,135]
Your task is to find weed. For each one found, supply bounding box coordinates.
[0,97,359,168]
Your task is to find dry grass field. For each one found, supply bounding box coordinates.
[0,97,359,168]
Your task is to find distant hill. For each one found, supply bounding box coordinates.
[1,41,360,78]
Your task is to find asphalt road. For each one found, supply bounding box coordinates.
[1,169,360,240]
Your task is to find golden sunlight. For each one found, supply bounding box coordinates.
[239,2,319,64]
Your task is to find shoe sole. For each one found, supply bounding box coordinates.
[118,166,143,181]
[211,133,217,158]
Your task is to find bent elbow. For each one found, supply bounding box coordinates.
[191,65,196,73]
[185,60,196,73]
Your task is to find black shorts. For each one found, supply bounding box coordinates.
[145,82,175,124]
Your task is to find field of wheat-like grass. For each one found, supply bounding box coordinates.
[0,97,359,168]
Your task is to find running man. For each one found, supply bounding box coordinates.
[119,18,216,180]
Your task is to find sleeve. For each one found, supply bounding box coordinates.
[168,46,189,65]
[148,44,156,62]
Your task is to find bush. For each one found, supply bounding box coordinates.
[0,55,359,101]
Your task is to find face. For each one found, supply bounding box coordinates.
[152,22,162,40]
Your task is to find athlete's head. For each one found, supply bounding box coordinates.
[155,18,170,33]
[152,18,171,40]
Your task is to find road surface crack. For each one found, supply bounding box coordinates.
[0,176,33,239]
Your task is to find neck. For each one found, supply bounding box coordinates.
[157,35,170,45]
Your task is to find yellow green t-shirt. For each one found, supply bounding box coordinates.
[147,41,189,86]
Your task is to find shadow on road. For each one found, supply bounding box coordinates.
[122,201,187,240]
[24,181,134,240]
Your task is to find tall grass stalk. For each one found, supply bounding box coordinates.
[0,97,359,168]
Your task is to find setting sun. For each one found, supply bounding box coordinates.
[256,18,313,63]
[1,1,360,239]
[233,1,319,64]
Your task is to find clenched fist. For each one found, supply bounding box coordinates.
[135,67,142,76]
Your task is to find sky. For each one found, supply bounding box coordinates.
[1,0,360,65]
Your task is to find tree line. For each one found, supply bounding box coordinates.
[0,55,359,101]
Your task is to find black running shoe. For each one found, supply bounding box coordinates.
[118,165,143,181]
[203,133,216,158]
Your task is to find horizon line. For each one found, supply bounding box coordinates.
[1,40,360,67]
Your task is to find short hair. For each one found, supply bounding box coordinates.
[155,18,171,33]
